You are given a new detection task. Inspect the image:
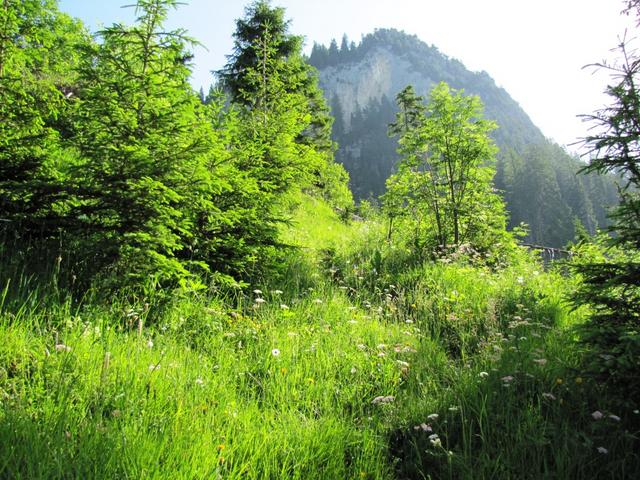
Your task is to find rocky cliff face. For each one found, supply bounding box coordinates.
[319,47,423,132]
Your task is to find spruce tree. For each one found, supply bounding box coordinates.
[70,0,219,287]
[0,0,85,240]
[219,0,351,210]
[572,6,640,395]
[218,0,300,103]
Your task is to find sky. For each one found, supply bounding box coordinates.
[58,0,635,154]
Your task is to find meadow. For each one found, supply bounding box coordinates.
[1,196,638,479]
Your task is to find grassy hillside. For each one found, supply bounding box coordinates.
[1,196,638,479]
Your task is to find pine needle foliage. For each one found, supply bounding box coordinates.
[573,7,640,398]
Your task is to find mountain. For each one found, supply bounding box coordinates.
[309,29,618,247]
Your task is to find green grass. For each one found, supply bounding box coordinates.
[1,196,639,479]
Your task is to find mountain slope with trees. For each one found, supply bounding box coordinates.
[309,29,619,247]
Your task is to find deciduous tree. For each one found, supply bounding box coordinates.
[385,82,506,255]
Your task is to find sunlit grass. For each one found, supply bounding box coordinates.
[1,196,638,479]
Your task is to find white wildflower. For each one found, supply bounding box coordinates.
[608,414,621,422]
[592,410,604,420]
[427,413,439,421]
[479,371,489,378]
[597,446,608,454]
[271,348,280,357]
[413,423,432,432]
[253,289,262,295]
[542,393,556,401]
[372,395,395,405]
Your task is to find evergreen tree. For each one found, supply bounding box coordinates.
[220,0,351,210]
[0,0,86,240]
[70,0,220,286]
[328,38,339,58]
[572,2,640,396]
[218,0,299,102]
[388,85,426,136]
[340,34,350,59]
[309,42,328,69]
[331,95,345,137]
[509,145,573,246]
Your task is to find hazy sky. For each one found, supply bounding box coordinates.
[58,0,634,153]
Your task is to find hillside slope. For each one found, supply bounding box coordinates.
[309,29,618,247]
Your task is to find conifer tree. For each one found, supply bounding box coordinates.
[328,38,339,58]
[0,0,85,239]
[70,0,220,286]
[340,34,350,58]
[220,0,351,210]
[388,85,426,136]
[218,0,300,103]
[572,4,640,394]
